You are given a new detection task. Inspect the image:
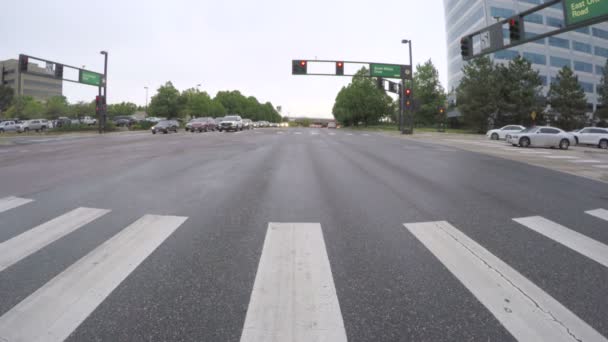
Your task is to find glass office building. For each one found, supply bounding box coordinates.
[444,0,608,112]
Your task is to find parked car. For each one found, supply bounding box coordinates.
[486,125,525,140]
[219,115,243,132]
[506,126,574,149]
[242,119,253,130]
[571,127,608,148]
[214,117,225,128]
[0,120,20,133]
[328,122,337,129]
[185,118,199,132]
[81,116,97,126]
[190,117,217,132]
[18,119,49,133]
[113,116,137,127]
[151,120,178,134]
[145,117,164,123]
[55,117,72,128]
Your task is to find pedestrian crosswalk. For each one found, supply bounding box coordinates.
[0,195,607,341]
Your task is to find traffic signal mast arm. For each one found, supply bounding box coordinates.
[460,0,607,60]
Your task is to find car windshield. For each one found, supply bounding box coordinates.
[519,127,538,133]
[224,116,239,121]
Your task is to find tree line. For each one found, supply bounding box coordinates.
[0,81,282,122]
[148,82,282,122]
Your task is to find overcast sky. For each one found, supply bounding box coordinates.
[1,0,448,118]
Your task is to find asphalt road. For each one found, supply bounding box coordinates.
[0,128,607,341]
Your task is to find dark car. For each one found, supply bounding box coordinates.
[190,117,217,132]
[151,120,178,134]
[113,116,137,127]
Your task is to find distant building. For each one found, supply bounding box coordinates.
[0,58,63,101]
[444,0,608,113]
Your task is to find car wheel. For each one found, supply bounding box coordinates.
[163,130,168,134]
[24,127,30,132]
[599,139,608,149]
[519,137,530,148]
[152,130,156,134]
[559,139,570,150]
[0,128,3,133]
[491,133,499,140]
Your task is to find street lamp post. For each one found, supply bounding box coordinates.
[144,86,149,117]
[100,51,108,132]
[401,39,414,134]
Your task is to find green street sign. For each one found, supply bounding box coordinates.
[564,0,608,26]
[79,70,102,86]
[370,64,402,78]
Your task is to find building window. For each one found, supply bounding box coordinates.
[523,52,547,65]
[495,50,519,60]
[539,75,548,85]
[526,31,545,44]
[550,56,571,68]
[579,81,594,93]
[447,7,485,44]
[592,27,608,40]
[572,41,592,53]
[574,61,593,73]
[550,3,563,9]
[595,46,608,57]
[596,65,605,75]
[520,0,541,4]
[574,26,590,34]
[546,16,564,28]
[548,36,569,49]
[23,79,62,89]
[490,7,515,19]
[524,13,543,24]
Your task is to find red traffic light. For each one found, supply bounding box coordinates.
[404,88,412,97]
[300,60,306,67]
[337,62,343,67]
[509,19,516,26]
[336,61,344,75]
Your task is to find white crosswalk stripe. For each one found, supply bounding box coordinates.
[0,196,34,213]
[240,223,347,342]
[404,220,607,342]
[586,208,608,222]
[0,207,110,272]
[0,214,188,342]
[513,216,608,268]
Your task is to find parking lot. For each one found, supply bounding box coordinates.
[404,132,608,183]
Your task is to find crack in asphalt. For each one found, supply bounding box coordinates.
[435,222,584,342]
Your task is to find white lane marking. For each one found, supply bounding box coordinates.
[513,216,608,268]
[592,165,608,169]
[586,209,608,222]
[543,155,579,159]
[0,196,34,213]
[329,132,336,136]
[0,214,188,342]
[568,159,602,163]
[294,132,302,135]
[346,133,353,136]
[277,131,284,135]
[517,150,551,155]
[404,221,607,342]
[240,223,347,342]
[362,133,370,136]
[0,207,110,272]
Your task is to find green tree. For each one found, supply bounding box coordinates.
[209,99,227,117]
[69,101,95,119]
[45,96,68,119]
[4,96,43,119]
[0,85,14,115]
[107,102,137,118]
[495,56,543,126]
[456,56,499,133]
[148,82,183,118]
[596,59,608,125]
[413,59,446,126]
[332,68,393,126]
[547,66,587,130]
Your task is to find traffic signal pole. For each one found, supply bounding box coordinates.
[401,40,414,134]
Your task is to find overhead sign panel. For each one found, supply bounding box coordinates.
[79,70,102,86]
[370,64,403,78]
[563,0,608,26]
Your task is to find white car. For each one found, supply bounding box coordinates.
[18,119,49,133]
[80,116,97,126]
[0,120,21,133]
[218,115,243,132]
[570,127,608,149]
[507,126,575,150]
[486,125,525,140]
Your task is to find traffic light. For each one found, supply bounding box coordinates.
[292,60,307,75]
[376,77,384,90]
[404,87,413,110]
[404,88,412,98]
[438,107,446,115]
[460,37,472,58]
[19,55,28,72]
[336,61,344,75]
[405,99,412,110]
[388,81,399,94]
[95,96,106,115]
[55,64,63,78]
[509,17,523,42]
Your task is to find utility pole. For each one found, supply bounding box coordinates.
[144,86,149,117]
[401,39,414,134]
[100,51,108,132]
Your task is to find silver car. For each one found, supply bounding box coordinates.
[507,126,575,150]
[0,120,20,133]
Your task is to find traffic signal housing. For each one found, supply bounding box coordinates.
[292,60,307,75]
[404,87,413,110]
[460,37,472,59]
[509,17,524,42]
[376,77,384,90]
[19,55,28,72]
[55,64,63,78]
[336,61,344,75]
